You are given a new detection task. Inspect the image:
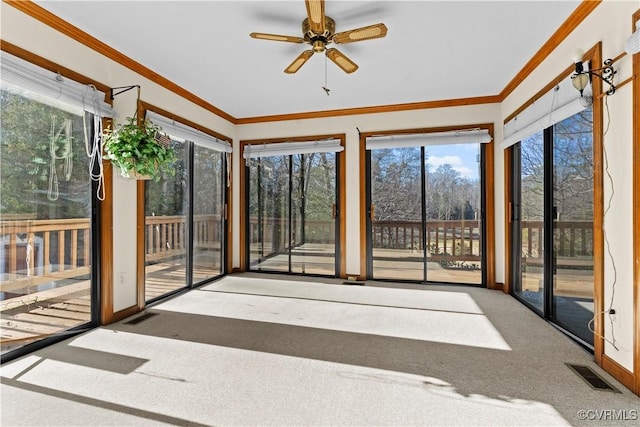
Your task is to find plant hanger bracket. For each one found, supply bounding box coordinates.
[110,85,140,100]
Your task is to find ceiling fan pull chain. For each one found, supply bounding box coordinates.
[322,51,330,96]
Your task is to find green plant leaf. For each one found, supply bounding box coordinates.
[102,117,176,179]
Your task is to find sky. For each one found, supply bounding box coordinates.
[425,143,481,180]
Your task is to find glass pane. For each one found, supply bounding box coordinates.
[553,106,594,345]
[290,153,336,275]
[248,156,290,272]
[192,146,224,283]
[1,90,93,354]
[371,147,424,280]
[424,144,482,284]
[144,139,187,302]
[515,131,545,311]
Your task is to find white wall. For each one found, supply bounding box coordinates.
[501,0,638,371]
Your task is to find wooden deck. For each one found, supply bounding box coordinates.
[145,261,190,301]
[1,279,91,353]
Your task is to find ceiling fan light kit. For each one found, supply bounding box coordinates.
[250,0,388,74]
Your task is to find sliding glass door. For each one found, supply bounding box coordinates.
[145,139,188,301]
[0,52,108,356]
[511,106,594,346]
[246,148,340,277]
[369,147,424,281]
[144,111,230,303]
[512,132,546,311]
[291,153,337,274]
[367,141,484,284]
[553,108,594,344]
[192,146,225,282]
[248,155,291,273]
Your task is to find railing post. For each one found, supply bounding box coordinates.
[443,224,448,255]
[58,230,65,272]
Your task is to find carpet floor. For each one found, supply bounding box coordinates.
[1,273,638,426]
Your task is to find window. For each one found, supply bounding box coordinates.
[0,51,111,356]
[243,138,344,277]
[144,137,189,301]
[510,107,595,346]
[143,110,230,303]
[365,130,490,284]
[505,70,595,347]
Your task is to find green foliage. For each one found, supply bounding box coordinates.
[1,90,91,219]
[103,117,176,180]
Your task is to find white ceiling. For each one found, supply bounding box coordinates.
[34,0,581,120]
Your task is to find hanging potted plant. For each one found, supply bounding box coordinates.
[102,117,176,180]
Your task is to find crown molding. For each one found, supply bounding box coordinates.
[235,96,502,124]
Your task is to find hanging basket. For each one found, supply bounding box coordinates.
[103,117,176,182]
[117,166,153,180]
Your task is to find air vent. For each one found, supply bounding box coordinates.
[123,312,158,325]
[566,364,620,392]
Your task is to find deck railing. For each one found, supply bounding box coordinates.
[520,220,593,259]
[247,217,335,250]
[144,214,223,262]
[0,214,223,282]
[1,216,594,288]
[372,219,481,261]
[1,218,91,293]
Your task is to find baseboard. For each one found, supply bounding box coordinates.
[600,354,636,395]
[489,282,505,291]
[110,305,140,324]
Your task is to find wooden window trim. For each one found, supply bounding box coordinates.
[238,134,347,277]
[632,9,640,396]
[358,124,496,286]
[590,43,606,368]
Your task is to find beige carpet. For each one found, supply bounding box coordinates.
[1,273,638,426]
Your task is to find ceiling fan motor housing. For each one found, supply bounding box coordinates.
[303,16,335,51]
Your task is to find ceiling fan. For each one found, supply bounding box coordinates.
[250,0,388,74]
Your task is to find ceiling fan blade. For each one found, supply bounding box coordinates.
[250,32,305,43]
[305,0,326,34]
[326,48,358,74]
[333,23,388,44]
[284,50,314,74]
